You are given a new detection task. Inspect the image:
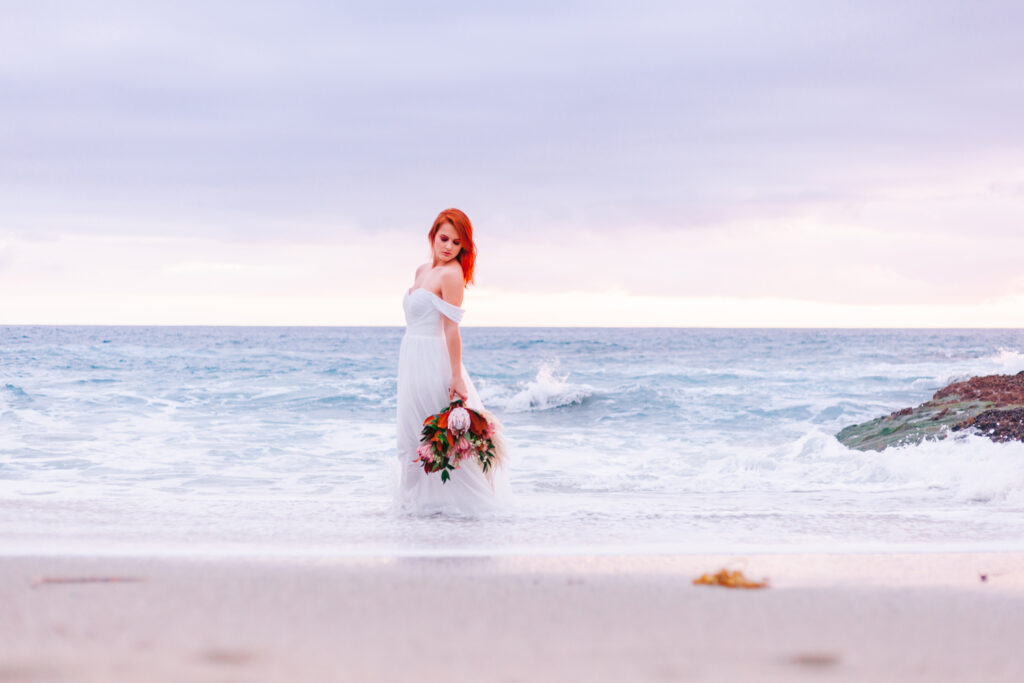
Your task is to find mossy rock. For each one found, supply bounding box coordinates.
[838,372,1024,451]
[837,399,1003,451]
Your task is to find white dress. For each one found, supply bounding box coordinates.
[395,288,512,514]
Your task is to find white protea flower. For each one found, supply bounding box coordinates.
[448,406,471,433]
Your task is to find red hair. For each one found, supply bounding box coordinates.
[429,208,476,286]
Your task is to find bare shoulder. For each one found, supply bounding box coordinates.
[409,263,429,289]
[439,265,465,307]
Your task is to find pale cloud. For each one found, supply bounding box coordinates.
[7,288,1023,328]
[481,168,1024,307]
[2,1,1023,324]
[1,230,425,299]
[466,289,1024,328]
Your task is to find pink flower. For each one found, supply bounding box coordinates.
[448,406,471,433]
[414,444,433,464]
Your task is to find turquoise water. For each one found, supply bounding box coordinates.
[2,326,1024,555]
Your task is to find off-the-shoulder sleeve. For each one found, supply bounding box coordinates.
[432,296,465,323]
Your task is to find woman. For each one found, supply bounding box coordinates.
[395,208,511,514]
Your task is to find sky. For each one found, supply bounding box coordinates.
[2,0,1023,326]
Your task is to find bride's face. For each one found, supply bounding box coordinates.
[432,222,462,264]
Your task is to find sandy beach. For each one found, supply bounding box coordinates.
[3,551,1023,682]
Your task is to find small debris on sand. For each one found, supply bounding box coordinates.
[692,569,769,589]
[32,576,145,588]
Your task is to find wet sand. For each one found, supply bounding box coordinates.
[3,552,1023,682]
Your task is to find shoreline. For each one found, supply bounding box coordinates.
[7,544,1024,564]
[5,551,1024,681]
[6,550,1024,587]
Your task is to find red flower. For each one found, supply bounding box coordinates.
[469,410,488,435]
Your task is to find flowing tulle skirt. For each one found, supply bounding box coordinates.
[395,333,512,514]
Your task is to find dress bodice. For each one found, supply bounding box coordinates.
[403,289,465,336]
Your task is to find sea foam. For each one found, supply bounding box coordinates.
[4,325,1024,555]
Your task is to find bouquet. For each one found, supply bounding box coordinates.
[415,399,507,485]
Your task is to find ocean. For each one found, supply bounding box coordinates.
[2,325,1024,557]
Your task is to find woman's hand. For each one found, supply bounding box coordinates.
[449,374,468,402]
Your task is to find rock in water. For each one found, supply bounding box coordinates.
[951,407,1024,443]
[836,371,1024,451]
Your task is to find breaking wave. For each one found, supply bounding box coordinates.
[478,362,595,412]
